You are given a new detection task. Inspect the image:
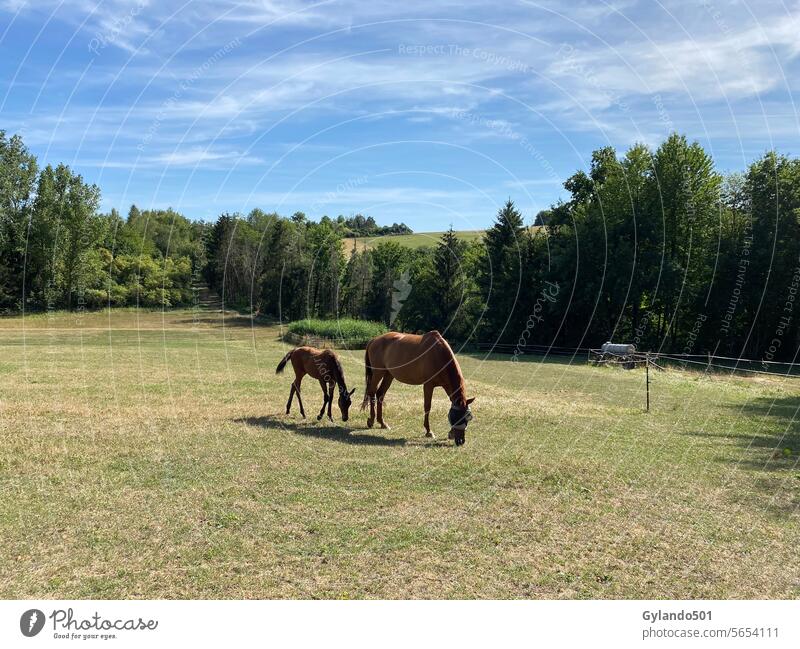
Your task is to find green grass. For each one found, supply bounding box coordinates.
[0,307,799,598]
[286,318,387,347]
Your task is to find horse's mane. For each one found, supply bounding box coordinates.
[332,353,347,390]
[428,331,466,402]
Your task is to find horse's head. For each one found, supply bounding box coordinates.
[448,397,475,446]
[338,387,356,421]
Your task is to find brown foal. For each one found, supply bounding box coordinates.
[276,346,356,421]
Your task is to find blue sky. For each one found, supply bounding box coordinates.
[1,0,799,230]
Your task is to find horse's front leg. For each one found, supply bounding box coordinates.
[317,379,328,421]
[423,382,435,438]
[327,382,334,421]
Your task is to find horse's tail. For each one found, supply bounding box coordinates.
[276,350,293,374]
[361,346,372,410]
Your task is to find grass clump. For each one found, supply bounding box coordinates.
[286,318,387,347]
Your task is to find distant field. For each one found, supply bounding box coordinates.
[1,307,798,598]
[343,227,546,252]
[343,230,486,252]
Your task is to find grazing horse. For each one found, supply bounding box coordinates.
[276,347,356,421]
[362,331,475,445]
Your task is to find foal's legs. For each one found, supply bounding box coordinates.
[286,369,305,414]
[423,382,435,438]
[327,382,334,420]
[286,383,296,414]
[292,374,306,418]
[317,378,329,421]
[376,374,394,429]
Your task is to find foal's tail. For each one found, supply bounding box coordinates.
[276,350,293,374]
[360,346,372,410]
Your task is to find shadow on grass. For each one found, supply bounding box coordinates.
[458,351,590,368]
[237,415,451,447]
[686,395,800,472]
[682,396,800,516]
[734,396,800,471]
[172,313,277,329]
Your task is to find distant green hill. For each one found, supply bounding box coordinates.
[343,230,485,253]
[342,227,542,253]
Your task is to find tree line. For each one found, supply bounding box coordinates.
[3,129,799,361]
[529,134,800,362]
[209,133,800,362]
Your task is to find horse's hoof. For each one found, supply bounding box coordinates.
[425,431,435,438]
[317,415,322,421]
[380,423,391,430]
[367,419,374,428]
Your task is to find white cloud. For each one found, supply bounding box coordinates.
[546,8,800,105]
[154,147,264,166]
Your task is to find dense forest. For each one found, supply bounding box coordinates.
[2,129,799,361]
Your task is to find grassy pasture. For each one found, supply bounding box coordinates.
[0,307,799,599]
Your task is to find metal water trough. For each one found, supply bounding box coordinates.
[601,342,635,355]
[590,341,638,369]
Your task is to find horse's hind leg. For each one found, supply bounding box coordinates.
[367,394,376,428]
[286,383,295,414]
[293,374,306,418]
[376,374,394,429]
[423,382,435,438]
[365,370,383,428]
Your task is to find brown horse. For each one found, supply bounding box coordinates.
[362,331,475,445]
[276,347,356,421]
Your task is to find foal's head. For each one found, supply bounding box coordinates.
[329,354,356,421]
[338,387,356,421]
[448,397,475,446]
